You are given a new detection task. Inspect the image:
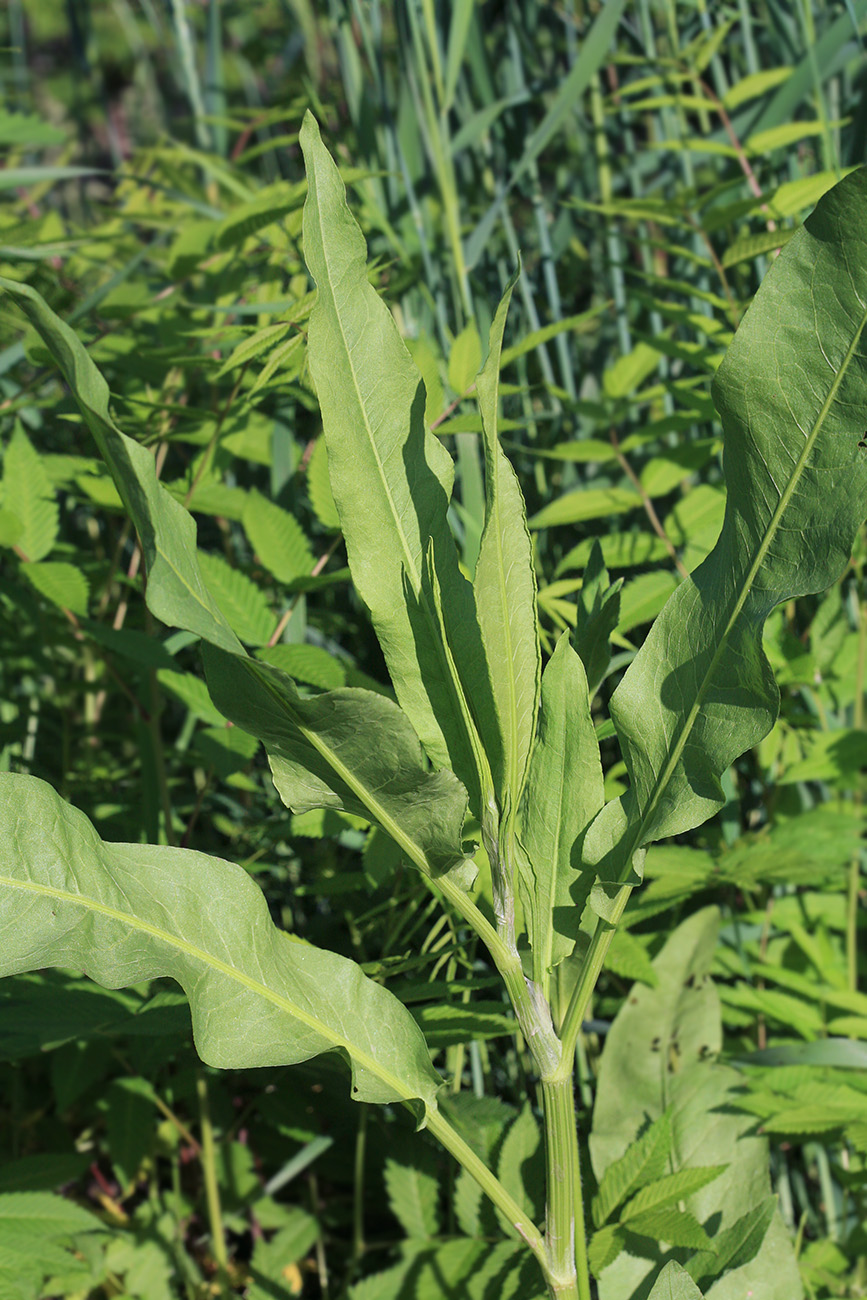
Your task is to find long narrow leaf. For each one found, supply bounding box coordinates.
[474,267,539,810]
[587,168,867,889]
[300,113,499,813]
[202,647,471,884]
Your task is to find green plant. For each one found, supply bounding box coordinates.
[2,112,867,1300]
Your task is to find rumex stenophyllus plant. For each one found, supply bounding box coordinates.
[1,113,867,1300]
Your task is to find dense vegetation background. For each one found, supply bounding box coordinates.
[2,1,867,1297]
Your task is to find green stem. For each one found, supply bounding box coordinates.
[426,1108,548,1272]
[196,1072,230,1298]
[849,564,866,992]
[436,871,562,1076]
[557,885,633,1079]
[541,1075,588,1300]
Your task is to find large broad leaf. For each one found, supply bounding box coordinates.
[0,275,242,656]
[300,113,499,815]
[587,169,867,883]
[0,773,442,1119]
[202,646,471,884]
[519,633,603,982]
[474,267,540,816]
[589,909,802,1300]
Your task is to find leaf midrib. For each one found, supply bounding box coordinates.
[307,177,421,598]
[0,867,427,1106]
[247,662,441,878]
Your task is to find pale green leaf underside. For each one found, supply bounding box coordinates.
[520,633,603,980]
[300,113,499,813]
[0,774,442,1117]
[202,646,471,883]
[593,169,867,875]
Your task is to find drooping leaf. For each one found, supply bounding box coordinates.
[196,549,274,645]
[520,633,603,980]
[201,645,472,884]
[586,169,867,891]
[0,275,242,654]
[20,561,89,615]
[242,488,314,585]
[300,112,498,814]
[0,773,443,1120]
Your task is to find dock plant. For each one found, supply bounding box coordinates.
[2,115,867,1299]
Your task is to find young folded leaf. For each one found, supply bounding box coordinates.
[520,633,603,986]
[586,167,867,895]
[202,645,473,885]
[300,112,500,817]
[474,266,541,817]
[0,774,442,1119]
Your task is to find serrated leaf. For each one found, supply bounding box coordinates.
[0,1192,100,1236]
[686,1197,776,1286]
[257,643,346,690]
[383,1158,440,1238]
[588,1224,627,1275]
[242,489,314,585]
[0,508,23,548]
[621,1166,726,1221]
[2,427,57,561]
[215,189,304,250]
[216,322,291,378]
[627,1206,711,1250]
[197,550,274,645]
[20,561,88,615]
[520,633,603,979]
[306,435,340,531]
[592,1110,673,1226]
[496,1104,544,1227]
[411,1001,516,1047]
[448,322,482,395]
[0,773,443,1120]
[300,113,498,816]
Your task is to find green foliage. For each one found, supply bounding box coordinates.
[3,3,867,1297]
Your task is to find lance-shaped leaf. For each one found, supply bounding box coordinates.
[2,275,472,887]
[590,167,867,881]
[202,645,472,884]
[474,267,540,811]
[0,275,242,656]
[300,113,499,814]
[520,633,604,982]
[0,774,442,1118]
